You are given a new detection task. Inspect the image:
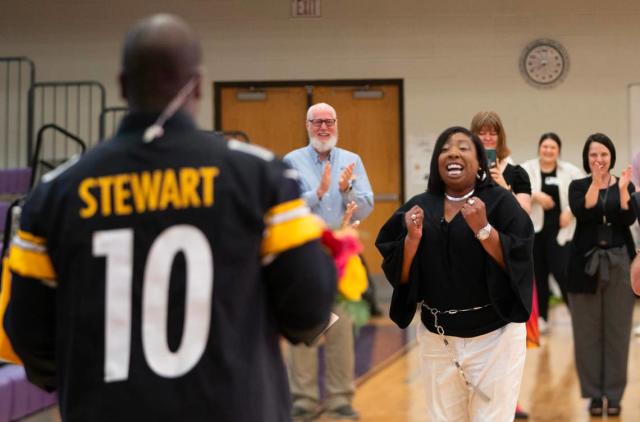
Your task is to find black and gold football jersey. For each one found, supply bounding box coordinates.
[4,112,336,422]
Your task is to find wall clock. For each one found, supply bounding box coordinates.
[519,39,569,88]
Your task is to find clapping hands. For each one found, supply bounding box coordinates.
[317,162,331,199]
[341,201,360,229]
[339,163,356,192]
[317,162,356,199]
[619,165,633,191]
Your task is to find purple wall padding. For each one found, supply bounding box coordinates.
[0,168,30,196]
[0,365,57,422]
[0,370,12,421]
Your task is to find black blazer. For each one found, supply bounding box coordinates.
[567,176,636,293]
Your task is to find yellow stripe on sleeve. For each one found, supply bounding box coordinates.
[17,230,47,246]
[8,243,57,282]
[0,257,22,364]
[264,198,307,222]
[261,213,325,257]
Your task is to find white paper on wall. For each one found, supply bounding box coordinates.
[405,134,437,198]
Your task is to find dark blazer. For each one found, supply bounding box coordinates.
[567,176,636,293]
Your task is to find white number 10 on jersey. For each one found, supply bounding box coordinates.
[93,225,214,382]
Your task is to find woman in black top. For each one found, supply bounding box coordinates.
[376,127,533,421]
[470,111,532,420]
[567,133,635,417]
[522,133,584,330]
[470,111,532,213]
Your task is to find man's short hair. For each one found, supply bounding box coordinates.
[121,14,202,111]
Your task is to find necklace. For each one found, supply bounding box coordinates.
[445,189,475,202]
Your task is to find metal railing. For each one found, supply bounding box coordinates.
[27,81,105,165]
[0,57,35,169]
[99,109,251,144]
[29,124,87,189]
[99,106,128,140]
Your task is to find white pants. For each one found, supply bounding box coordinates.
[417,322,526,422]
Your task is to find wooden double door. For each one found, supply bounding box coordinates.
[214,80,403,275]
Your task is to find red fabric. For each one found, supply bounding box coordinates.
[526,279,540,349]
[320,229,363,279]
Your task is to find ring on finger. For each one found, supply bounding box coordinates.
[467,198,475,205]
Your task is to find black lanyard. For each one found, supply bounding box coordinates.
[598,174,612,224]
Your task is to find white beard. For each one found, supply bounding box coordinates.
[309,135,337,153]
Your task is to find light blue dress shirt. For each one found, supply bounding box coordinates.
[283,144,374,229]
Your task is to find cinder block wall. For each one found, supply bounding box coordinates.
[2,0,639,197]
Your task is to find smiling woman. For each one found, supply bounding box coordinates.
[376,126,534,421]
[521,133,583,329]
[567,133,636,417]
[470,111,532,214]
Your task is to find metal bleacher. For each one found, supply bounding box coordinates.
[1,57,101,244]
[99,105,129,140]
[0,57,103,422]
[1,59,107,171]
[27,80,105,170]
[0,57,35,170]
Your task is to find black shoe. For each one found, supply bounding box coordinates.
[515,409,529,419]
[607,399,621,417]
[589,398,604,417]
[291,406,319,421]
[325,404,360,420]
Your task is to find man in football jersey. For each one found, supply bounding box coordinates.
[4,14,336,422]
[283,103,374,420]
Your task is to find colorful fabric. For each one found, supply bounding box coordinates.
[8,231,56,283]
[321,229,367,301]
[261,198,325,257]
[526,280,540,349]
[0,257,21,364]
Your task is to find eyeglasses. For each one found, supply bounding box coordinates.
[308,118,337,128]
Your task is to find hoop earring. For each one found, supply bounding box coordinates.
[477,170,486,181]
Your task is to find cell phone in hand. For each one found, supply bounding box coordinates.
[486,149,497,168]
[304,313,340,346]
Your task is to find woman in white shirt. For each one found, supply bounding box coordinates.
[521,133,583,331]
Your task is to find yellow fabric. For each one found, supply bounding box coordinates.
[17,230,46,246]
[338,255,368,301]
[261,214,324,256]
[264,198,307,222]
[8,244,56,281]
[0,257,22,364]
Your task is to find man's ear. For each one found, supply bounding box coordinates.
[119,72,128,101]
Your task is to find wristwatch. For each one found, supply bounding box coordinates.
[345,180,354,193]
[476,223,492,241]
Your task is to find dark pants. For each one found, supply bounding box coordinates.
[533,227,570,320]
[569,251,634,401]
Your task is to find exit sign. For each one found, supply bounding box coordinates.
[291,0,321,17]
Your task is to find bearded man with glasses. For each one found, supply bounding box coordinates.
[283,102,374,420]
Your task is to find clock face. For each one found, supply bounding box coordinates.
[520,39,569,88]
